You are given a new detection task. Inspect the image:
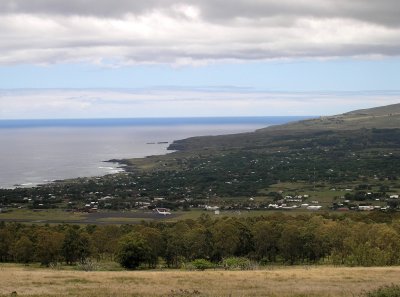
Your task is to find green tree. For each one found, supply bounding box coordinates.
[13,236,34,263]
[35,229,64,266]
[302,216,331,263]
[278,224,302,264]
[252,221,280,262]
[0,228,13,262]
[116,233,151,270]
[234,221,254,257]
[91,225,121,260]
[164,221,191,267]
[211,219,241,260]
[136,226,164,268]
[62,227,92,265]
[185,226,213,261]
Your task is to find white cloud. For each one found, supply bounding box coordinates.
[0,89,399,119]
[0,1,399,65]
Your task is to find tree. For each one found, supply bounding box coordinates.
[91,225,121,260]
[62,227,92,265]
[13,236,34,263]
[234,221,254,257]
[301,216,331,263]
[136,226,164,268]
[185,226,213,261]
[252,221,280,262]
[278,224,302,265]
[116,233,151,270]
[164,221,191,267]
[35,229,64,266]
[0,228,13,262]
[211,219,240,260]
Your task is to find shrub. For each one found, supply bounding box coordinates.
[222,257,256,270]
[190,259,214,271]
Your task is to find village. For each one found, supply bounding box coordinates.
[1,175,399,219]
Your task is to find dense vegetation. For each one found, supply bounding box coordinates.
[2,212,400,269]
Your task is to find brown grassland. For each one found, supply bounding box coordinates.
[1,265,400,297]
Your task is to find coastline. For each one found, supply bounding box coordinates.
[0,116,311,189]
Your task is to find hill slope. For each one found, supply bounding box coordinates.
[260,102,400,132]
[168,103,400,151]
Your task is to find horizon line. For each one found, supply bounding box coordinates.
[0,115,316,121]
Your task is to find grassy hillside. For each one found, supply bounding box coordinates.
[264,102,400,131]
[167,103,400,152]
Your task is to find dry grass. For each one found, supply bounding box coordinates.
[1,265,400,297]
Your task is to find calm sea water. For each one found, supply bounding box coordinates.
[0,117,309,189]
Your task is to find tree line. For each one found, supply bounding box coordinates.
[1,212,400,269]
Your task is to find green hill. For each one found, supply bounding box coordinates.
[262,102,400,131]
[168,103,400,152]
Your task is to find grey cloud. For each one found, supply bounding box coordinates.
[1,0,400,27]
[0,0,400,65]
[0,0,166,17]
[198,0,400,27]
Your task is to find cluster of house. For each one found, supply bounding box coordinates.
[265,193,323,210]
[267,203,322,211]
[336,205,390,211]
[334,193,399,211]
[284,194,309,202]
[79,195,117,212]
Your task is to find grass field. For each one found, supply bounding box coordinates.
[0,265,399,297]
[0,209,176,224]
[0,209,86,221]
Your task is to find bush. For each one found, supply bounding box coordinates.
[190,259,214,271]
[222,257,256,270]
[364,284,400,297]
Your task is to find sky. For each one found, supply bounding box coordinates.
[0,0,400,119]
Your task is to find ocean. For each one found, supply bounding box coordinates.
[0,117,310,189]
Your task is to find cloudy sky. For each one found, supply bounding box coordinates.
[1,0,400,119]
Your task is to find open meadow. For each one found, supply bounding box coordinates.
[0,265,400,297]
